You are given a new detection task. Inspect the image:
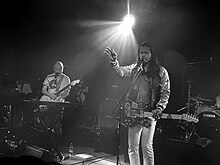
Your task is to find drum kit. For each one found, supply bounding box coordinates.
[178,93,220,147]
[181,95,220,143]
[178,59,220,144]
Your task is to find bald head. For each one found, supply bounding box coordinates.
[53,61,64,75]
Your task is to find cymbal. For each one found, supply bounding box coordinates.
[189,98,203,104]
[190,96,213,102]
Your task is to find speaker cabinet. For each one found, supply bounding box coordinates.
[98,99,118,129]
[24,145,54,162]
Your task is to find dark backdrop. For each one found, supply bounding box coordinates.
[0,0,220,129]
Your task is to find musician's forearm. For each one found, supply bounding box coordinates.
[42,88,51,97]
[41,88,57,100]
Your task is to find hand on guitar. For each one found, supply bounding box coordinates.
[152,109,162,120]
[49,93,58,100]
[47,93,64,102]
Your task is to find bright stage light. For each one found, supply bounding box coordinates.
[123,14,135,28]
[118,14,135,35]
[76,19,138,63]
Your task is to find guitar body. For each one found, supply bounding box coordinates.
[40,95,63,102]
[123,116,152,127]
[39,95,62,112]
[122,101,153,127]
[122,101,198,127]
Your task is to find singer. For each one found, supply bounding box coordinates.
[104,41,170,165]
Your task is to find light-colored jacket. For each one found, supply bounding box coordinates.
[110,60,170,111]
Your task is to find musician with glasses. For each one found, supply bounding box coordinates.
[104,41,170,165]
[40,61,71,150]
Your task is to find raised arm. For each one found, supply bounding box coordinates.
[104,47,135,77]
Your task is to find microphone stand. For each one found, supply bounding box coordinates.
[112,62,143,165]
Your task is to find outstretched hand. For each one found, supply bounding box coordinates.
[104,47,117,62]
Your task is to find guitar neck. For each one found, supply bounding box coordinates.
[144,112,183,120]
[161,113,183,120]
[55,84,70,96]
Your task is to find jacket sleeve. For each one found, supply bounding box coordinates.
[110,60,136,77]
[156,67,171,111]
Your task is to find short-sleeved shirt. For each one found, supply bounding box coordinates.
[43,73,70,96]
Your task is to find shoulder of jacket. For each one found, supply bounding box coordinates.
[159,66,168,76]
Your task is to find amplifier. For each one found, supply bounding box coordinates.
[98,99,118,129]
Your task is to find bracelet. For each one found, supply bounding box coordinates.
[156,106,163,111]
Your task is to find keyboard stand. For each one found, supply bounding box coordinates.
[35,108,64,162]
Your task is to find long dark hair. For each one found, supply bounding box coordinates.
[136,41,161,78]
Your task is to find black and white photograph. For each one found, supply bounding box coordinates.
[0,0,220,165]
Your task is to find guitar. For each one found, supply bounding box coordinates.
[40,79,80,102]
[123,108,199,127]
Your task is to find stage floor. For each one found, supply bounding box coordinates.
[60,146,127,165]
[1,125,220,165]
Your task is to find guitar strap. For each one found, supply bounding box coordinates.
[56,75,64,92]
